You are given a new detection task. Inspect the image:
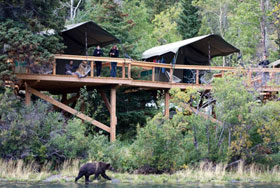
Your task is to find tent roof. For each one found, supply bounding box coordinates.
[142,34,239,59]
[61,21,119,48]
[42,21,119,48]
[269,59,280,68]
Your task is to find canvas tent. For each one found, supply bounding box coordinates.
[142,34,239,83]
[46,21,119,74]
[269,59,280,68]
[60,21,119,55]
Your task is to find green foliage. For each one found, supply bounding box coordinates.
[0,0,66,32]
[0,0,65,91]
[0,94,65,163]
[152,6,182,44]
[132,113,186,172]
[251,101,280,144]
[177,0,201,39]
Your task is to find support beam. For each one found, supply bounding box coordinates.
[99,90,111,112]
[61,93,67,104]
[185,104,222,126]
[164,89,170,118]
[25,82,31,105]
[110,86,117,142]
[28,87,111,133]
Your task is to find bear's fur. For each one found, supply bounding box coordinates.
[75,162,112,183]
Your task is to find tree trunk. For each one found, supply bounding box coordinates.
[228,127,232,148]
[260,0,267,57]
[70,0,74,20]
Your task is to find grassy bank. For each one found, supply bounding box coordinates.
[1,160,280,184]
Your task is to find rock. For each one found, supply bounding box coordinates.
[42,175,62,182]
[111,179,120,183]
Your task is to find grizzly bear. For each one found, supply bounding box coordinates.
[75,162,112,183]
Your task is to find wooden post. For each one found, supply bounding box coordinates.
[221,70,225,77]
[128,63,131,79]
[91,61,94,77]
[170,67,173,83]
[196,69,199,84]
[152,67,155,82]
[122,62,125,79]
[110,86,117,142]
[53,61,56,75]
[61,93,67,104]
[25,82,31,105]
[164,89,170,118]
[248,69,252,86]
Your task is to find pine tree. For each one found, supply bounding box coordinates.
[177,0,201,39]
[0,0,66,91]
[87,0,136,57]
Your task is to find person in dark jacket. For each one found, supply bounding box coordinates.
[65,60,76,75]
[109,45,119,77]
[93,45,103,77]
[259,54,270,68]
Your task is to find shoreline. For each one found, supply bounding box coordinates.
[1,160,280,184]
[1,170,280,184]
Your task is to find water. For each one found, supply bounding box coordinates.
[0,182,280,188]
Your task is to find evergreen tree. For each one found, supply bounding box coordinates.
[0,0,66,91]
[177,0,201,39]
[78,0,136,57]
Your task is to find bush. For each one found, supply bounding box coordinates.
[132,113,186,172]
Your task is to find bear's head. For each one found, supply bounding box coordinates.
[105,163,113,171]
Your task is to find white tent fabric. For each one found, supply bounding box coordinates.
[269,59,280,68]
[142,34,239,60]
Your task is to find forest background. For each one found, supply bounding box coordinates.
[0,0,280,174]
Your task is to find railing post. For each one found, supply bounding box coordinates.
[196,69,199,84]
[170,66,173,83]
[128,62,131,79]
[91,61,94,77]
[53,61,56,75]
[152,67,155,82]
[221,70,225,77]
[122,60,126,79]
[269,71,274,84]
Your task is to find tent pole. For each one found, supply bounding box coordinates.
[85,28,88,56]
[208,40,211,64]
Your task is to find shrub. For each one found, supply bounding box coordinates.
[132,113,186,172]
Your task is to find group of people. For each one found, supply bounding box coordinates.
[65,45,119,78]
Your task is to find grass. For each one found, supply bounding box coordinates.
[1,160,280,184]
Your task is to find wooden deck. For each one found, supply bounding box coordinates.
[14,54,280,142]
[16,54,280,92]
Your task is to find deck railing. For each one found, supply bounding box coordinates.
[53,54,280,87]
[14,54,280,90]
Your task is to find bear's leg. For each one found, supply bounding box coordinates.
[93,173,100,180]
[85,175,90,183]
[75,173,83,182]
[101,172,111,180]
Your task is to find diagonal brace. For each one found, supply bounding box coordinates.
[28,87,111,133]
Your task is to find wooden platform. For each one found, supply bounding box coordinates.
[14,54,280,142]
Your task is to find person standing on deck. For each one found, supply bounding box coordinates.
[93,45,103,77]
[109,45,119,77]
